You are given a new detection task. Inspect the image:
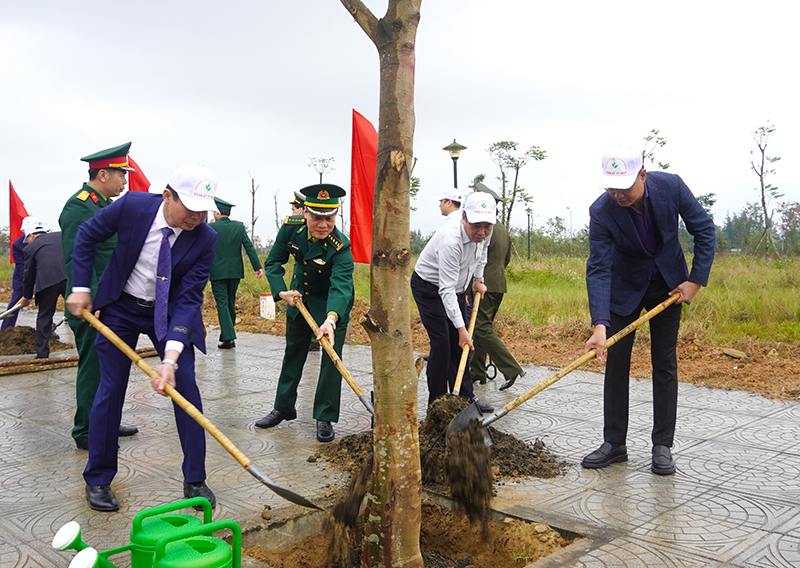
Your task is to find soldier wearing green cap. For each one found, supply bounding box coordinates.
[255,183,354,443]
[59,142,139,450]
[208,197,263,348]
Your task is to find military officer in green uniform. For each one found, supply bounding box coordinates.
[208,197,263,349]
[59,142,139,450]
[255,184,354,443]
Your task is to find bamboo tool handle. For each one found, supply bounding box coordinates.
[502,293,681,414]
[82,310,250,469]
[295,299,374,415]
[453,292,481,396]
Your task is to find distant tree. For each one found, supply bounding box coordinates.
[486,141,547,226]
[272,189,281,233]
[723,202,765,253]
[750,122,782,260]
[410,157,420,211]
[249,175,260,242]
[777,201,800,255]
[642,129,670,170]
[308,157,336,183]
[696,193,717,221]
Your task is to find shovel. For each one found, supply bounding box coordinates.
[452,292,481,397]
[447,293,681,445]
[83,309,323,511]
[0,300,22,321]
[295,299,374,416]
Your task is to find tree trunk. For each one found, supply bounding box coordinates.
[339,2,423,568]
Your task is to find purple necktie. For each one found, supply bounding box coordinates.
[155,227,173,340]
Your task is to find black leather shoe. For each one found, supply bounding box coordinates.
[183,480,216,509]
[469,397,494,414]
[499,370,526,391]
[76,440,88,450]
[316,420,335,442]
[651,445,676,475]
[86,484,119,511]
[218,340,235,349]
[582,442,628,469]
[118,425,138,437]
[255,408,297,428]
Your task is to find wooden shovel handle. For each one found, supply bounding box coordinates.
[504,293,681,413]
[453,292,481,396]
[82,309,251,469]
[294,299,365,397]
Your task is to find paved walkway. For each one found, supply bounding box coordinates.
[1,311,798,567]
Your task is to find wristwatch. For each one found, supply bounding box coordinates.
[161,359,179,371]
[472,277,484,283]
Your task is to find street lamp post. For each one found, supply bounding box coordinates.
[443,139,467,188]
[525,207,532,260]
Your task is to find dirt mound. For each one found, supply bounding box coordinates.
[0,325,73,356]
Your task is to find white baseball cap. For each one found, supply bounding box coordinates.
[167,163,219,212]
[25,222,50,237]
[435,188,463,202]
[463,192,497,224]
[600,147,643,190]
[20,216,40,234]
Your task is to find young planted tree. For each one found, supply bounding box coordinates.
[642,128,670,170]
[750,122,782,260]
[249,175,260,242]
[338,1,423,567]
[487,141,547,226]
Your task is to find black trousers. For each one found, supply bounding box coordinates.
[411,271,474,405]
[33,281,66,358]
[603,278,682,447]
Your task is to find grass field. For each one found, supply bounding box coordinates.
[235,253,800,346]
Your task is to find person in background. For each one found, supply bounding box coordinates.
[20,223,67,359]
[411,192,496,413]
[290,191,305,216]
[255,184,354,443]
[60,142,139,450]
[469,183,525,390]
[208,197,263,349]
[436,187,462,224]
[1,216,39,330]
[67,163,220,512]
[582,147,715,476]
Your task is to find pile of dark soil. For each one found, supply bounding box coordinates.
[0,325,73,356]
[245,498,574,568]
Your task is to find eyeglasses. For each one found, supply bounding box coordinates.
[605,186,634,195]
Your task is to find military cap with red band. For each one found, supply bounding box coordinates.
[80,142,136,171]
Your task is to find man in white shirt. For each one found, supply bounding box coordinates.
[436,187,462,224]
[411,192,497,411]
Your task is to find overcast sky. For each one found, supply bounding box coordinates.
[1,1,797,246]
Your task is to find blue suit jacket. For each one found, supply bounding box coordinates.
[586,171,715,323]
[72,192,217,353]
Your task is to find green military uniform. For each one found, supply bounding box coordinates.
[60,184,119,445]
[469,185,524,385]
[208,199,262,343]
[265,211,354,423]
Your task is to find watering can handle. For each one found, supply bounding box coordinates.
[152,519,241,567]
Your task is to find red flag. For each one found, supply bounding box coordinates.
[127,157,151,192]
[8,181,29,263]
[349,109,377,264]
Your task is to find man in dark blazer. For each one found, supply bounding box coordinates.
[1,216,37,330]
[67,163,219,511]
[20,223,67,358]
[469,183,525,390]
[582,147,715,475]
[208,197,263,349]
[255,184,354,443]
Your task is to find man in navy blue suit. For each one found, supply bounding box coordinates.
[67,163,219,511]
[582,147,715,476]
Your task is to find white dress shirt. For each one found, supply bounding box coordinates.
[414,218,487,329]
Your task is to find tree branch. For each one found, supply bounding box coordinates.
[339,0,380,43]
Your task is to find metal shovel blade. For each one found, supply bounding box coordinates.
[446,401,494,447]
[247,463,323,510]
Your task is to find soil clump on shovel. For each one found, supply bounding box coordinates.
[318,395,567,527]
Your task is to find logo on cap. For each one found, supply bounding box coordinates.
[605,158,628,176]
[193,180,214,197]
[317,189,330,200]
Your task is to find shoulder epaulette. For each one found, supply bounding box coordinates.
[284,215,306,226]
[76,190,90,201]
[326,233,344,251]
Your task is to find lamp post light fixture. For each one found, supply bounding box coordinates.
[525,207,532,260]
[443,139,467,188]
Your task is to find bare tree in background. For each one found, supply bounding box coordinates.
[308,157,336,183]
[272,189,281,233]
[487,141,547,226]
[751,122,782,260]
[249,175,260,242]
[338,1,423,566]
